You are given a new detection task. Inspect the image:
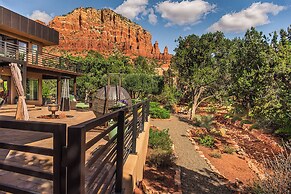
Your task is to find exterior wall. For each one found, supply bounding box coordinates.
[1,67,43,106]
[123,117,150,193]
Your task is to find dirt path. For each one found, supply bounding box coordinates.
[151,115,233,194]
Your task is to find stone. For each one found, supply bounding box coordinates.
[47,8,172,63]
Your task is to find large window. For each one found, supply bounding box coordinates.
[32,44,39,64]
[26,79,39,100]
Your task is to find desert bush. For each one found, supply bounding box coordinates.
[148,128,175,168]
[240,119,253,126]
[149,128,173,151]
[249,141,291,194]
[194,115,214,130]
[149,102,170,119]
[231,115,242,123]
[206,106,217,114]
[147,148,175,168]
[223,145,236,154]
[209,152,221,158]
[198,135,215,148]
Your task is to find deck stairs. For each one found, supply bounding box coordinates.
[0,104,42,113]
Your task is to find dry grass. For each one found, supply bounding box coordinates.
[250,141,291,194]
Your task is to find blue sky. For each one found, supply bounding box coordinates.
[1,0,290,53]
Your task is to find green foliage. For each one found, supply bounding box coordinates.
[231,116,242,123]
[274,126,291,138]
[194,115,214,130]
[147,149,175,168]
[240,119,253,126]
[198,135,215,147]
[149,128,173,151]
[155,85,181,110]
[69,51,162,100]
[205,106,217,114]
[123,74,163,99]
[209,152,222,158]
[42,80,56,98]
[148,128,175,168]
[223,145,236,154]
[172,31,232,118]
[149,102,170,119]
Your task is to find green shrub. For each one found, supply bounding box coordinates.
[147,149,175,168]
[209,152,221,158]
[231,115,242,123]
[240,119,253,126]
[223,145,236,154]
[250,123,260,129]
[206,106,217,114]
[198,135,215,147]
[194,115,214,130]
[149,128,173,151]
[274,126,291,138]
[149,102,170,119]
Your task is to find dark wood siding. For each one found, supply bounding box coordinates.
[0,6,59,45]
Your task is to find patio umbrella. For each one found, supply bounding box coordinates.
[60,78,70,111]
[9,63,29,120]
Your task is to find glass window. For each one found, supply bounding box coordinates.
[26,79,39,100]
[18,41,27,61]
[32,44,39,64]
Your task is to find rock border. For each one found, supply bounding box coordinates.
[186,128,266,191]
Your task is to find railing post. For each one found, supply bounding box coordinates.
[132,105,138,154]
[141,102,146,131]
[67,126,86,194]
[53,124,67,194]
[115,110,125,193]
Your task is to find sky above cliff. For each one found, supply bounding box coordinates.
[1,0,290,53]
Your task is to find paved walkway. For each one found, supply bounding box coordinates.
[151,115,233,194]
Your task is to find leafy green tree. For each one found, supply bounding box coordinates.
[230,27,272,112]
[123,73,163,99]
[173,32,230,119]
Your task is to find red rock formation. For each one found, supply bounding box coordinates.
[47,7,171,62]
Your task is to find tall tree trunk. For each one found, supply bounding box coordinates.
[190,87,205,120]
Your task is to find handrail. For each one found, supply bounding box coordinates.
[0,40,81,74]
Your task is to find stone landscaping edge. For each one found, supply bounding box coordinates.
[185,129,266,191]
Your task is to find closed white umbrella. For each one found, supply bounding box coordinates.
[9,63,29,120]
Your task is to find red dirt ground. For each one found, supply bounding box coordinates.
[142,164,177,193]
[199,146,256,184]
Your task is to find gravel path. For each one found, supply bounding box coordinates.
[151,115,233,194]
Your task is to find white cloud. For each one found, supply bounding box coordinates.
[115,0,148,20]
[183,26,191,31]
[155,0,215,26]
[208,2,286,33]
[28,10,53,24]
[148,8,157,25]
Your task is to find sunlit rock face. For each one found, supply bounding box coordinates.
[48,7,171,62]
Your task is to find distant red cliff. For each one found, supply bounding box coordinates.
[48,7,171,63]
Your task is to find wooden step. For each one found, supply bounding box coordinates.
[0,106,42,113]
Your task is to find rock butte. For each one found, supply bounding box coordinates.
[47,7,172,63]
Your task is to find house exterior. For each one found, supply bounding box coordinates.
[0,6,81,106]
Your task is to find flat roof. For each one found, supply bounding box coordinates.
[0,6,59,46]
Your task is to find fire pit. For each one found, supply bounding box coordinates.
[48,103,59,118]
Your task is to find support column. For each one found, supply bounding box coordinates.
[57,76,61,104]
[21,64,27,96]
[73,77,77,97]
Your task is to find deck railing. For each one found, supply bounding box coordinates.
[0,100,150,194]
[67,100,149,194]
[0,40,81,74]
[0,120,66,194]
